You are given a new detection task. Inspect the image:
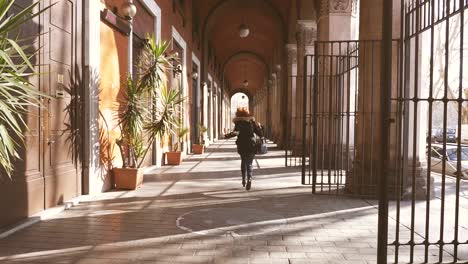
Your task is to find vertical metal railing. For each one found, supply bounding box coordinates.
[306,41,362,195]
[377,0,394,261]
[385,1,468,263]
[302,2,468,262]
[285,73,303,169]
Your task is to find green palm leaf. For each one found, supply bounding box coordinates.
[0,0,50,178]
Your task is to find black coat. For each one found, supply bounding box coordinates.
[225,116,263,156]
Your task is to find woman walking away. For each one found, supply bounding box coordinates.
[224,107,263,190]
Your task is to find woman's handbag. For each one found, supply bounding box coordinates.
[256,137,268,154]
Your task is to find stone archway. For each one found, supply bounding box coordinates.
[229,88,254,114]
[230,92,250,121]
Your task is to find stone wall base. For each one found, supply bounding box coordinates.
[345,160,434,200]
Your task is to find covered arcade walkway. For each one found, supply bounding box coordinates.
[2,140,468,263]
[0,140,379,264]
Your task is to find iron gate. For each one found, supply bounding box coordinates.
[386,0,468,263]
[302,0,468,262]
[285,73,302,168]
[303,40,381,196]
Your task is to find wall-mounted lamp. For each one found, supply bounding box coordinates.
[271,73,277,80]
[242,80,249,87]
[121,0,137,20]
[191,72,198,80]
[121,0,137,78]
[173,64,182,75]
[275,64,281,72]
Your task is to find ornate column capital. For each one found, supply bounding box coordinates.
[286,44,297,65]
[296,20,317,48]
[330,0,353,12]
[320,0,355,17]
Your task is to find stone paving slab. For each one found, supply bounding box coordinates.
[0,140,465,263]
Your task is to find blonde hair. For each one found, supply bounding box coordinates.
[235,107,251,117]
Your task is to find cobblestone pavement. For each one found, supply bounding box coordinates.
[3,140,462,264]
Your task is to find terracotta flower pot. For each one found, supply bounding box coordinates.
[166,151,182,165]
[192,144,204,154]
[113,167,144,190]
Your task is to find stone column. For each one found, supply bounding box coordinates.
[274,65,283,145]
[271,72,278,141]
[318,0,358,42]
[286,44,297,149]
[313,0,356,169]
[348,0,387,196]
[348,0,430,198]
[294,21,317,154]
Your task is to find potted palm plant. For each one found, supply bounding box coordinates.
[166,127,188,165]
[114,36,183,190]
[192,124,207,154]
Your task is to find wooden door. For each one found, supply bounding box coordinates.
[42,0,82,208]
[0,0,82,228]
[0,0,44,228]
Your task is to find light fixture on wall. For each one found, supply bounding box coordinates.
[239,24,250,38]
[121,0,137,78]
[275,64,281,72]
[173,64,183,75]
[121,0,137,20]
[191,72,198,80]
[242,80,249,87]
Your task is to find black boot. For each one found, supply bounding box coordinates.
[242,175,246,187]
[246,176,252,190]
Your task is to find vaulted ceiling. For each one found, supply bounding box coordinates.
[194,0,292,96]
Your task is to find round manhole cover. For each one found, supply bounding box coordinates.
[176,207,287,236]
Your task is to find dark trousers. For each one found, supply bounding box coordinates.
[241,154,254,181]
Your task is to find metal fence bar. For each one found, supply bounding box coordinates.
[377,0,393,262]
[308,56,314,185]
[359,41,367,195]
[302,54,308,184]
[409,2,422,262]
[453,0,464,260]
[312,54,318,194]
[423,0,436,261]
[338,42,344,190]
[345,43,351,190]
[438,0,451,260]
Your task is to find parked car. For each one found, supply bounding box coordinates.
[430,144,468,178]
[432,128,457,143]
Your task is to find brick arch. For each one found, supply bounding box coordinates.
[222,51,269,96]
[200,0,288,94]
[229,87,254,99]
[222,51,270,75]
[202,0,286,41]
